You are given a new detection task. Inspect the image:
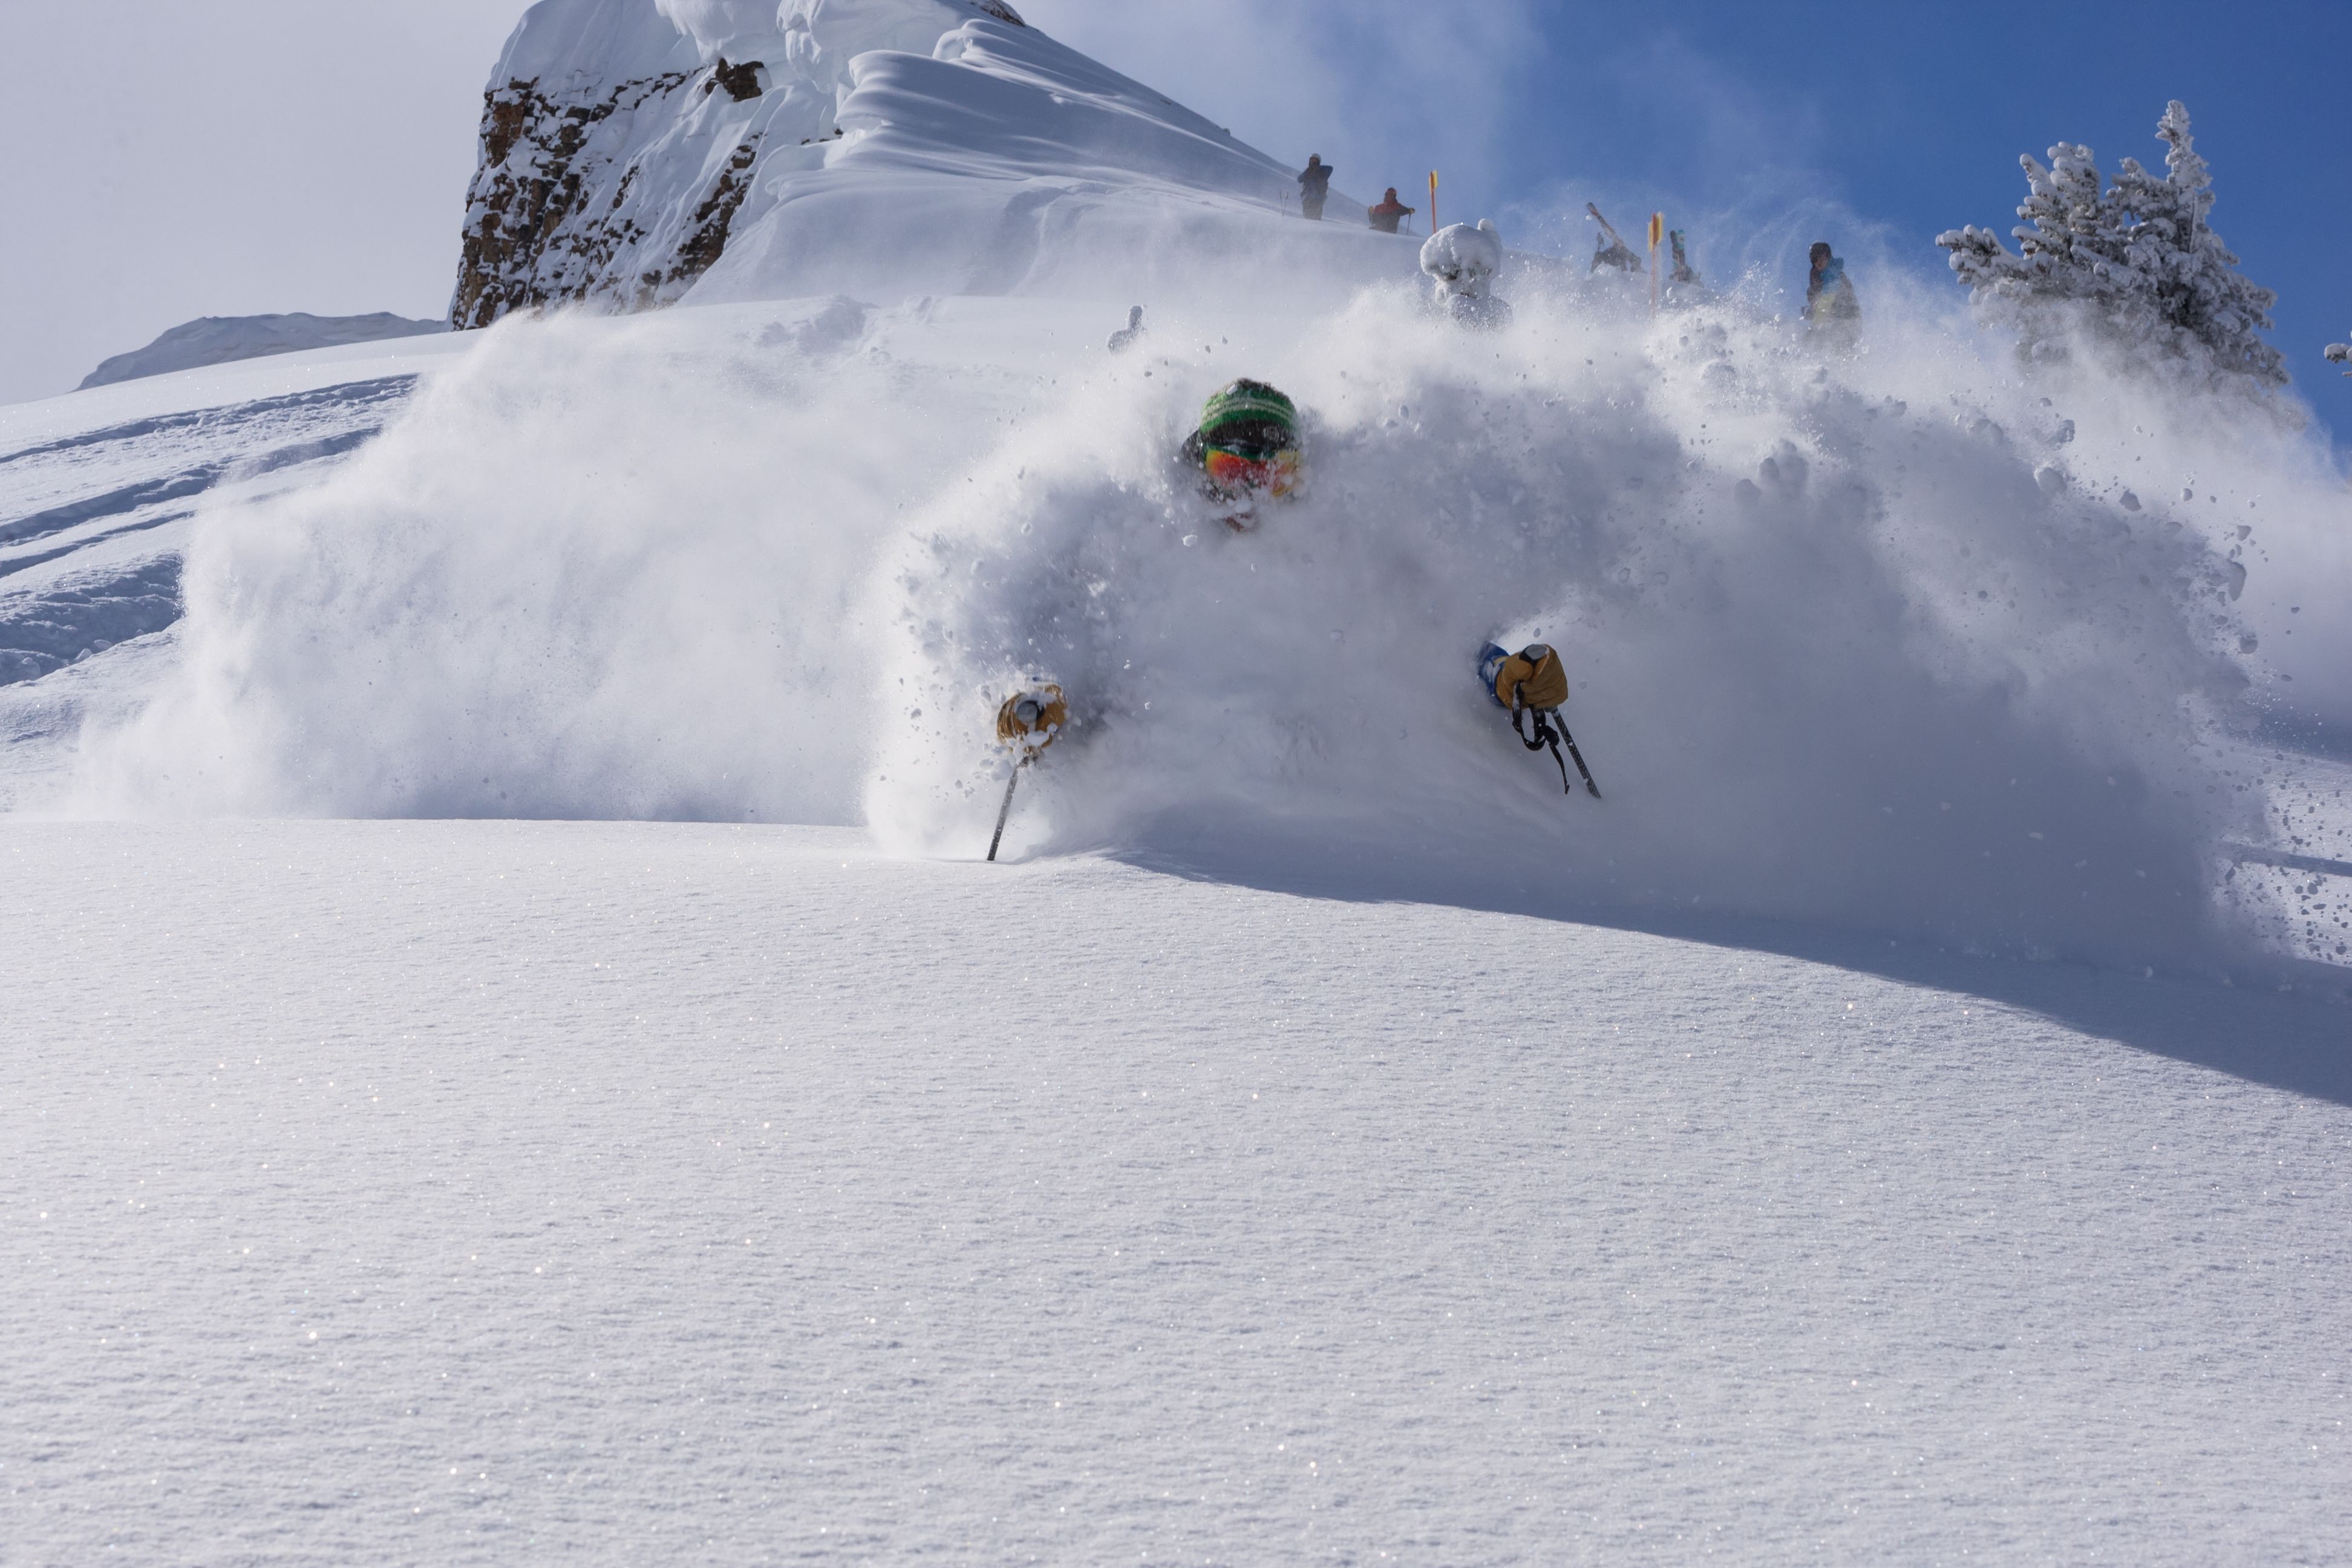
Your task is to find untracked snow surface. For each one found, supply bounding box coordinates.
[4,820,2350,1565]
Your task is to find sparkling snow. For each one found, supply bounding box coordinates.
[4,820,2348,1564]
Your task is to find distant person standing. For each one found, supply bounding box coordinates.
[1367,187,1417,234]
[1298,155,1334,221]
[1804,241,1861,348]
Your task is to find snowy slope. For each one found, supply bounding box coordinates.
[456,0,1400,325]
[0,334,470,707]
[5,10,2352,1557]
[5,818,2349,1565]
[77,314,448,391]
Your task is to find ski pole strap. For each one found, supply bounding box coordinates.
[1512,707,1575,794]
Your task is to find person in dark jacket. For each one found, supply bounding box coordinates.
[1298,155,1333,221]
[1367,187,1416,234]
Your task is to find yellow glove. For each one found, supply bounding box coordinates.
[1494,645,1569,711]
[997,685,1069,757]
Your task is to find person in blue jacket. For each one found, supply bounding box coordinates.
[1804,241,1861,348]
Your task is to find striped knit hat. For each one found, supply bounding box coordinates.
[1197,380,1299,460]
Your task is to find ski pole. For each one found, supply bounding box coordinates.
[987,757,1028,863]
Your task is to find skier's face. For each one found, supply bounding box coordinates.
[1204,447,1304,501]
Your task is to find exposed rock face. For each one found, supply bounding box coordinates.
[452,64,741,328]
[708,56,765,101]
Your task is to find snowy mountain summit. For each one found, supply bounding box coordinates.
[454,0,1368,325]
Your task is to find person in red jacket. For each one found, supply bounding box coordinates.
[1367,188,1417,234]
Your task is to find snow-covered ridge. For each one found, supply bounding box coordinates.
[79,313,447,390]
[454,0,1365,327]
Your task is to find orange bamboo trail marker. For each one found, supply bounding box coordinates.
[1429,171,1439,235]
[1647,212,1664,313]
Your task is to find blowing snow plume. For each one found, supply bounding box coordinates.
[77,248,2352,976]
[862,284,2313,973]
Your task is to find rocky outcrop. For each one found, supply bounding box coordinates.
[449,0,1316,329]
[452,67,717,328]
[450,0,1051,328]
[708,56,765,101]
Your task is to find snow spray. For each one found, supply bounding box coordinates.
[77,255,2352,973]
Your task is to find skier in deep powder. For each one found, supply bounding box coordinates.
[1180,379,1304,528]
[1480,642,1601,799]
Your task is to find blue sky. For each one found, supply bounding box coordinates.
[1031,0,2352,440]
[1532,0,2348,400]
[3,0,2347,434]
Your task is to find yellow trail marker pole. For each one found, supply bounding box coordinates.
[1648,212,1664,314]
[1429,171,1439,235]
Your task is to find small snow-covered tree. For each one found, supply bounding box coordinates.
[1938,101,2285,388]
[2328,336,2350,376]
[1937,142,2119,354]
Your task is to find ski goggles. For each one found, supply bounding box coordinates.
[1203,444,1303,498]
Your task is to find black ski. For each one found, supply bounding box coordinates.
[1513,706,1602,800]
[1557,722,1603,799]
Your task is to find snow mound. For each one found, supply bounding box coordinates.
[1420,221,1504,291]
[1420,220,1510,326]
[78,315,448,390]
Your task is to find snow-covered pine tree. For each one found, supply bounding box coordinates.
[2103,103,2285,385]
[1938,142,2124,367]
[1937,101,2285,389]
